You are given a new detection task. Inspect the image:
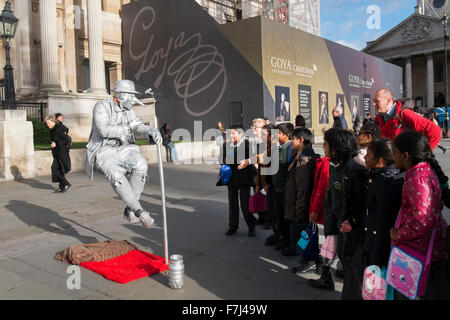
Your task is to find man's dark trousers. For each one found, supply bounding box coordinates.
[272,190,288,238]
[227,185,256,230]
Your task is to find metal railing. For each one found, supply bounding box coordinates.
[1,101,48,122]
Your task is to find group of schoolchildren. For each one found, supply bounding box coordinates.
[219,116,450,300]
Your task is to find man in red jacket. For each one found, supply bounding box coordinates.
[373,89,442,150]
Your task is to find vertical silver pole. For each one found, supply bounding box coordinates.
[157,144,169,265]
[146,92,168,265]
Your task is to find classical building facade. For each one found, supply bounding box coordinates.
[3,0,125,99]
[363,0,450,109]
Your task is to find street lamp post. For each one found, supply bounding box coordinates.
[441,12,449,136]
[0,1,18,110]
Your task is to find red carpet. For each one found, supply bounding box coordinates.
[80,250,169,284]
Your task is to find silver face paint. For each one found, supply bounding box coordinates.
[116,92,135,110]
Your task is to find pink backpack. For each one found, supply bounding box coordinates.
[249,192,266,213]
[386,211,437,299]
[362,265,393,300]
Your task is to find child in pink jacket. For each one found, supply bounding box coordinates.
[391,130,450,299]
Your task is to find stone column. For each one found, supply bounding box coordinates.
[405,57,413,99]
[426,53,435,108]
[108,61,122,91]
[39,0,62,92]
[15,0,38,96]
[87,0,107,95]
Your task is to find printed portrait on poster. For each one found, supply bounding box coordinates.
[299,84,312,128]
[275,86,290,123]
[336,94,345,117]
[350,94,360,122]
[319,91,329,124]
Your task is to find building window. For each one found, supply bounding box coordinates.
[436,62,444,83]
[81,59,90,93]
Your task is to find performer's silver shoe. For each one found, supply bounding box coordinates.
[136,210,155,228]
[123,207,140,224]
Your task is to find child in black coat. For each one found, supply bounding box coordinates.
[308,128,369,299]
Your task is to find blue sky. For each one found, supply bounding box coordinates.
[320,0,417,51]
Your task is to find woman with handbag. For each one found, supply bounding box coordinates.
[390,130,450,299]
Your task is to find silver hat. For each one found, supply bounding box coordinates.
[112,80,141,95]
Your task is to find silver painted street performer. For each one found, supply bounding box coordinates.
[85,80,162,228]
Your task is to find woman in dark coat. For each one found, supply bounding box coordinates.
[45,116,71,193]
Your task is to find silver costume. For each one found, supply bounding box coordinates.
[86,80,162,228]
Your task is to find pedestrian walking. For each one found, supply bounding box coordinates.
[45,115,71,193]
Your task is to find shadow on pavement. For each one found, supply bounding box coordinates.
[5,200,111,244]
[10,166,55,191]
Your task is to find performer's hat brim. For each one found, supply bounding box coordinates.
[113,80,141,95]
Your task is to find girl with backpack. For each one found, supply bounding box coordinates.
[390,130,450,299]
[354,138,404,290]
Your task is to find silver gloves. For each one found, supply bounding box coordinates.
[149,128,162,145]
[119,126,132,144]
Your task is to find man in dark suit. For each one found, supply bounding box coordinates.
[221,125,257,237]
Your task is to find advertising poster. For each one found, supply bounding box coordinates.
[275,86,291,123]
[350,94,360,122]
[299,85,312,128]
[336,94,345,117]
[319,91,329,124]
